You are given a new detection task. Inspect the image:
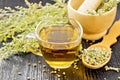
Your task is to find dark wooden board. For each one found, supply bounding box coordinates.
[0,0,120,80]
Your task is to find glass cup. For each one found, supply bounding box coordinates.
[35,19,83,69]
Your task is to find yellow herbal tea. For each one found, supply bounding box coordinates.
[36,24,82,69]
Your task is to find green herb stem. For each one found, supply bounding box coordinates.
[0,0,68,60]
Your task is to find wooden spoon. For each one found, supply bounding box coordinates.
[82,20,120,69]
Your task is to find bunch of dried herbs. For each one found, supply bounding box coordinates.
[0,0,69,60]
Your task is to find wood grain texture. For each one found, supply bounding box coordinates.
[0,0,120,80]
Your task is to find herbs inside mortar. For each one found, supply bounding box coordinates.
[88,0,120,15]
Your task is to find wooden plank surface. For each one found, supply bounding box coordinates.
[0,0,120,80]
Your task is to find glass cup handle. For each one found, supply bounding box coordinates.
[25,33,36,39]
[25,33,42,56]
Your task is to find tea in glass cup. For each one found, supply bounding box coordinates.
[35,21,83,69]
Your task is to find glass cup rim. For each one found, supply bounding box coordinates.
[35,22,83,45]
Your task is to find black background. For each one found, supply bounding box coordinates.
[0,0,120,80]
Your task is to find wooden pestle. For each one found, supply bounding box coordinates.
[77,0,102,13]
